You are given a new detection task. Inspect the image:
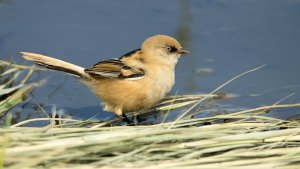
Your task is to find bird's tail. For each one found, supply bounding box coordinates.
[20,52,89,78]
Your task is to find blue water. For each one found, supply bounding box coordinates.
[1,0,300,123]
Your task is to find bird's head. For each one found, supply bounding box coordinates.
[141,35,189,65]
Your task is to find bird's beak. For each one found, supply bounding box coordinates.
[178,49,189,55]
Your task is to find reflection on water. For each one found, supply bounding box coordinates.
[176,0,192,48]
[175,0,199,93]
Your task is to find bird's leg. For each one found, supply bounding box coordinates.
[132,112,141,125]
[121,113,133,124]
[135,114,142,123]
[115,107,133,124]
[134,112,143,124]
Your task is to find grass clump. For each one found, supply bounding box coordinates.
[0,60,300,169]
[1,111,300,169]
[0,60,43,117]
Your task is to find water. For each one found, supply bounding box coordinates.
[1,0,300,123]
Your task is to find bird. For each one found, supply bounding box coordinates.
[21,35,189,123]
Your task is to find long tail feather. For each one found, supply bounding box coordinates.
[20,52,88,78]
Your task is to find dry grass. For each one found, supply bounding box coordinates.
[0,60,43,117]
[1,60,300,169]
[2,111,300,169]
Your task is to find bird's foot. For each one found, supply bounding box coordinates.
[120,113,134,125]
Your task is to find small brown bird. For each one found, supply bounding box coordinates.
[21,35,188,122]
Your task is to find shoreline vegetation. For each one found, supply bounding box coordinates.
[1,59,300,169]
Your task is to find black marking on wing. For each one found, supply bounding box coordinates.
[91,59,124,67]
[84,60,122,78]
[119,68,145,79]
[122,65,131,70]
[84,59,145,79]
[119,48,141,59]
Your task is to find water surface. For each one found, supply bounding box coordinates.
[1,0,300,123]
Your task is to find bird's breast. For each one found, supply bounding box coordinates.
[143,65,175,103]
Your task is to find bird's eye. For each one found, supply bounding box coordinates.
[165,46,177,53]
[166,46,172,51]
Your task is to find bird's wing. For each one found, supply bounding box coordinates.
[84,59,145,80]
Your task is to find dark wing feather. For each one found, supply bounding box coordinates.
[119,48,141,59]
[84,59,144,80]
